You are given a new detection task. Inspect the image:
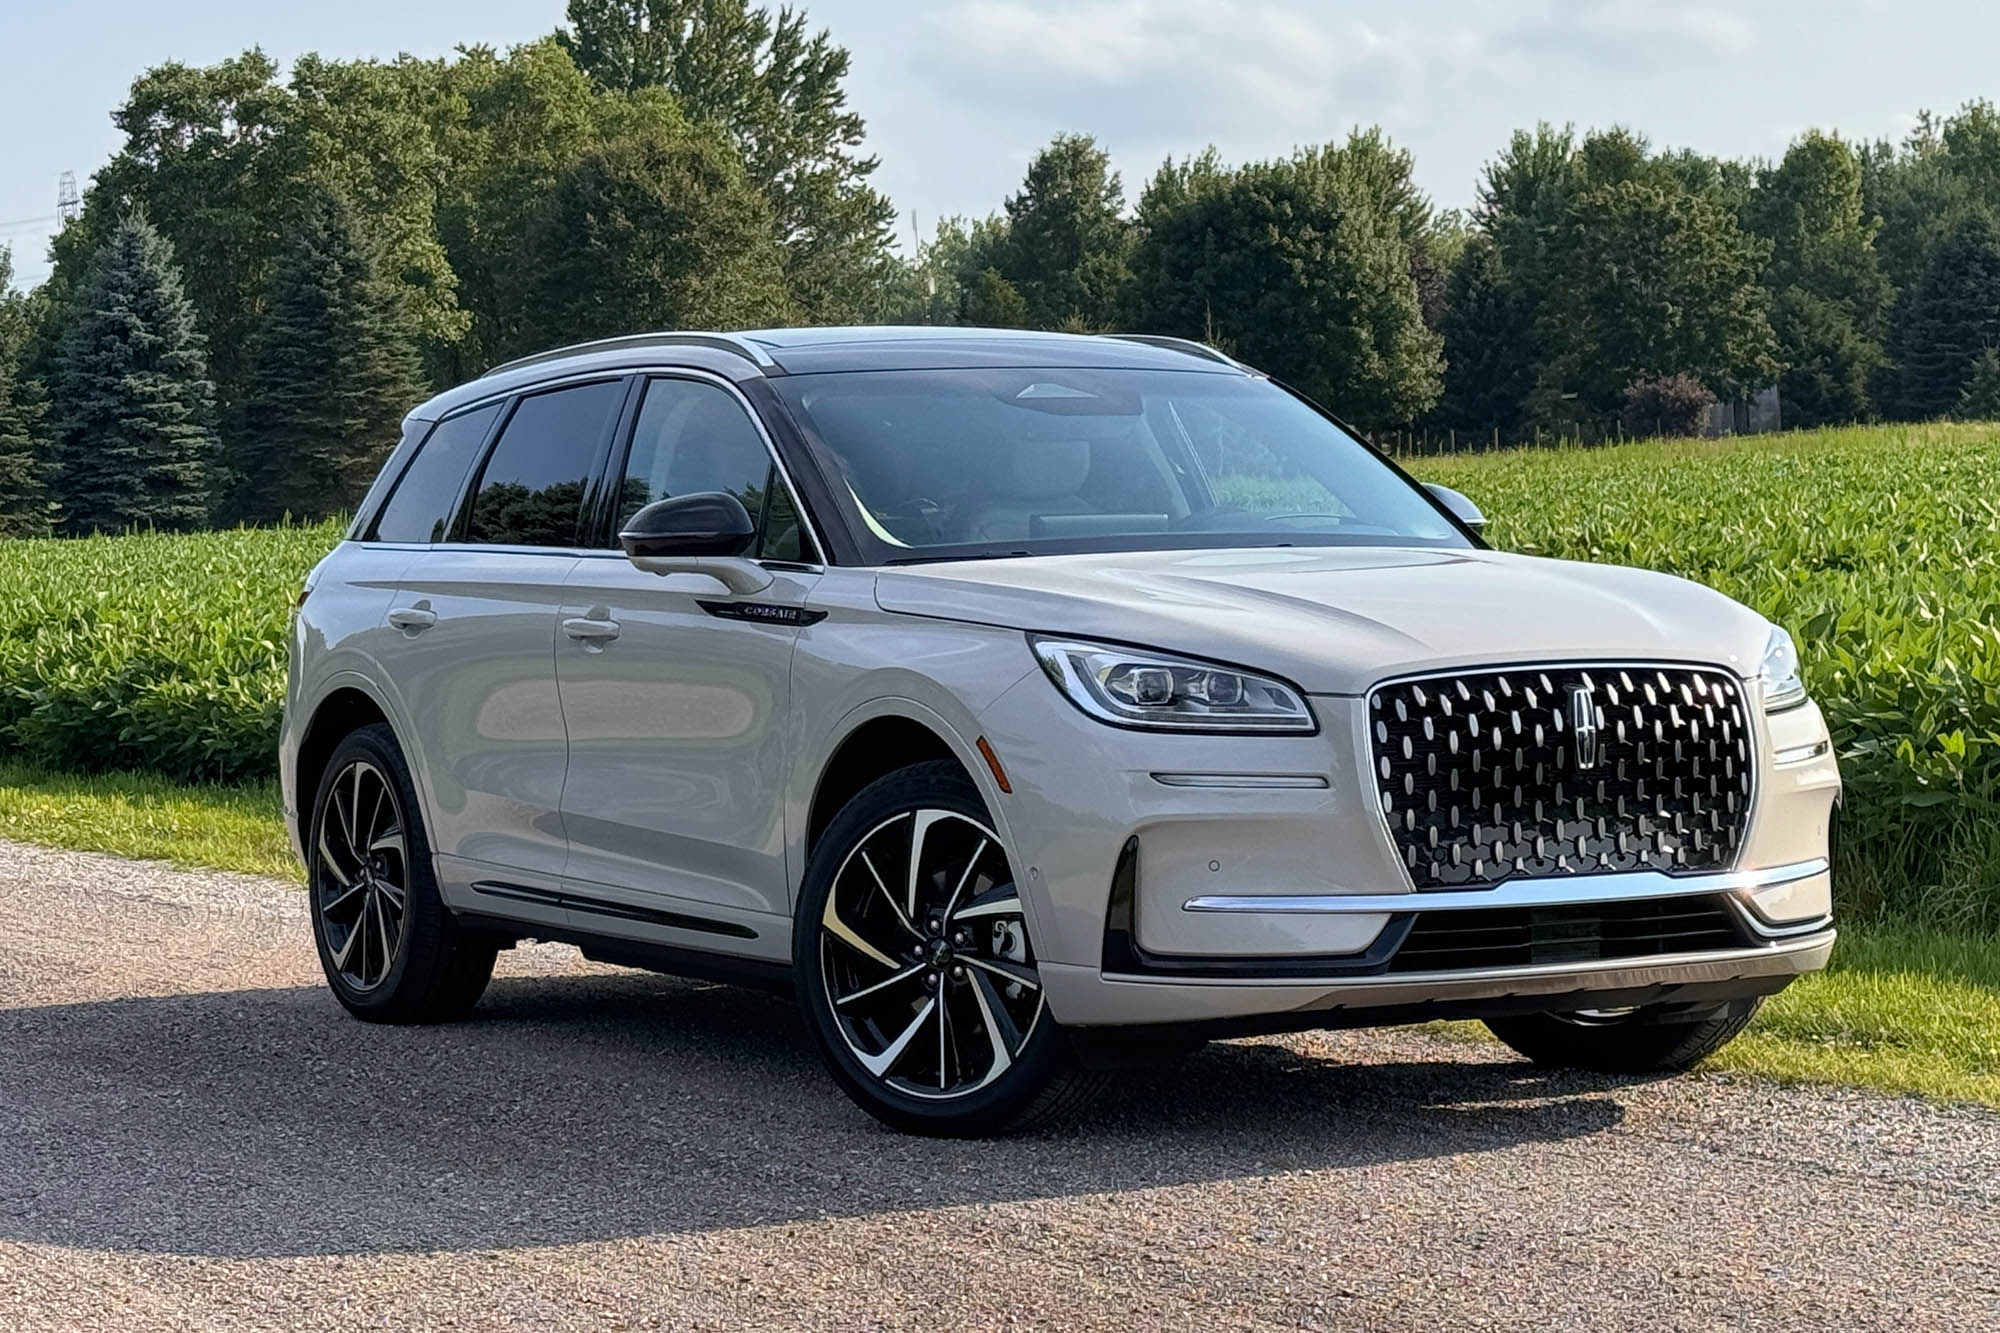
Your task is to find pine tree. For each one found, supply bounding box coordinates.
[0,355,55,539]
[1957,345,2000,419]
[1890,213,2000,419]
[997,134,1133,330]
[235,192,426,523]
[52,214,218,534]
[1435,236,1534,434]
[0,249,55,537]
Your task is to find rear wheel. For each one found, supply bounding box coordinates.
[308,724,497,1024]
[795,760,1102,1136]
[1484,998,1762,1073]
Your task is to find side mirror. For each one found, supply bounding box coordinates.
[619,492,773,595]
[1424,483,1487,534]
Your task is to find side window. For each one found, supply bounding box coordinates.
[462,380,627,547]
[370,404,500,543]
[615,378,812,562]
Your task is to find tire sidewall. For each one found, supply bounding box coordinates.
[793,761,1071,1135]
[307,724,445,1017]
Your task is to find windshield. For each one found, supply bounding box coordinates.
[771,367,1469,563]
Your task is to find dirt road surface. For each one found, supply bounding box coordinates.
[0,839,1995,1331]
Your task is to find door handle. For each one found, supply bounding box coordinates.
[388,606,437,633]
[563,616,621,644]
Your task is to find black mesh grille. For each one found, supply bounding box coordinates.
[1388,894,1748,973]
[1369,665,1753,890]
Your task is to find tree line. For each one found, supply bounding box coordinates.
[4,0,2000,536]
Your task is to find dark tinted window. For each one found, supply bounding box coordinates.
[370,404,499,543]
[615,378,810,561]
[463,380,626,547]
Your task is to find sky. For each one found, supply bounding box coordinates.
[5,0,2000,291]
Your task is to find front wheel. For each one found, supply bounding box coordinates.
[1484,998,1763,1074]
[794,760,1102,1136]
[307,724,497,1024]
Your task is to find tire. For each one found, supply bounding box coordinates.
[1484,998,1763,1074]
[306,723,497,1024]
[794,759,1104,1136]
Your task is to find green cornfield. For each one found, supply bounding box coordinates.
[0,421,1991,922]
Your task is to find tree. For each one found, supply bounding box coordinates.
[51,214,218,533]
[1742,131,1890,425]
[1888,213,2000,419]
[994,134,1132,330]
[1434,235,1533,434]
[0,249,56,537]
[960,267,1028,328]
[1541,178,1776,414]
[1621,373,1716,438]
[234,192,426,524]
[1957,345,2000,419]
[520,118,793,349]
[558,0,896,321]
[1126,144,1443,426]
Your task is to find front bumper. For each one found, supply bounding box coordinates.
[975,668,1841,1030]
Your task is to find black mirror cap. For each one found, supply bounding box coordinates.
[619,492,757,559]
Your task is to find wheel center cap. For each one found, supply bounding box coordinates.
[925,937,954,969]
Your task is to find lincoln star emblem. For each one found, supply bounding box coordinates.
[1567,684,1600,770]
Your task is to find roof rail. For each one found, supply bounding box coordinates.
[1101,333,1255,372]
[480,331,778,379]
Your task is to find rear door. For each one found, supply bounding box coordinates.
[556,374,822,954]
[386,377,632,930]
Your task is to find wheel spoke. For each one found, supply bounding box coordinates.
[317,823,353,888]
[375,876,407,915]
[858,850,920,939]
[821,892,901,970]
[347,764,365,851]
[321,880,367,919]
[331,891,368,971]
[857,996,938,1078]
[834,964,925,1008]
[962,954,1040,991]
[370,892,395,983]
[965,969,1022,1088]
[938,985,953,1090]
[950,890,1021,923]
[904,810,949,921]
[940,837,988,922]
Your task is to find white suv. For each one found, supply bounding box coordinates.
[282,327,1840,1135]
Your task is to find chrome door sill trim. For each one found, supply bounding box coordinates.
[1150,772,1330,789]
[1182,857,1829,916]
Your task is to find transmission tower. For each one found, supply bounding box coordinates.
[56,172,80,228]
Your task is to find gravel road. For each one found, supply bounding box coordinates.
[0,838,1996,1331]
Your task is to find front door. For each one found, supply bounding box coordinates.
[556,375,822,951]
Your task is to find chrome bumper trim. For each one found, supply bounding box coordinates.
[1182,857,1829,917]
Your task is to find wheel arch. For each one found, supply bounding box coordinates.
[806,712,972,858]
[294,683,401,848]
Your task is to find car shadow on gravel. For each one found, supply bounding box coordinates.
[0,970,1626,1259]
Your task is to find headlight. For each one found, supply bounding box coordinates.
[1759,625,1808,712]
[1031,637,1316,733]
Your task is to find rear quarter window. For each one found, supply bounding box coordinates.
[369,404,501,544]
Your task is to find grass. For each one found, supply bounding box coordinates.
[0,761,300,881]
[0,758,1993,1107]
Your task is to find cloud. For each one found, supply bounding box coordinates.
[910,0,1483,149]
[1495,1,1757,68]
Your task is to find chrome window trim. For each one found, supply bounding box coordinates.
[1149,772,1330,789]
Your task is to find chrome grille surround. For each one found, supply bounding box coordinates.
[1368,664,1755,891]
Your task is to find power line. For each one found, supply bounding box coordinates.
[0,214,58,231]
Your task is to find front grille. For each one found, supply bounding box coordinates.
[1388,894,1748,973]
[1370,664,1753,890]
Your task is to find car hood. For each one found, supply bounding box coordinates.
[872,546,1772,696]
